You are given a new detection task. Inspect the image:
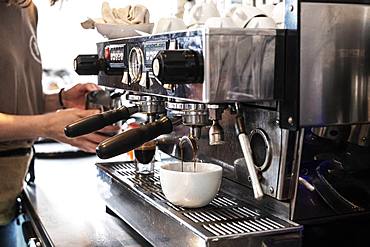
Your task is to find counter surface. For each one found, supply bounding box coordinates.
[24,143,151,247]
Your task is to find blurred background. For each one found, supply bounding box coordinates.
[33,0,178,91]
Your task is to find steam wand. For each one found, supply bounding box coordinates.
[234,104,264,200]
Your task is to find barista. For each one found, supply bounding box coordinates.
[0,0,118,244]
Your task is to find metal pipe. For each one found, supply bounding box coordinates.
[234,104,264,200]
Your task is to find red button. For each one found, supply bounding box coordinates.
[104,47,110,60]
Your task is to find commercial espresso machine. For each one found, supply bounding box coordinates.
[67,0,370,246]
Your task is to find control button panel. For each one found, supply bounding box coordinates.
[108,44,125,62]
[143,41,168,69]
[105,44,126,71]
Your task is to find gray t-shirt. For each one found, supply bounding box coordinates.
[0,1,44,151]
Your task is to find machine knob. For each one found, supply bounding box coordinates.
[74,54,104,75]
[152,50,203,84]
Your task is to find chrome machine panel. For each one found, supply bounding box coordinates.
[300,3,370,126]
[97,28,276,103]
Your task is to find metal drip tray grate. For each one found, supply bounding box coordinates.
[97,162,302,246]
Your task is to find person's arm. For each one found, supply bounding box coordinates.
[44,83,101,112]
[43,93,61,112]
[0,109,119,153]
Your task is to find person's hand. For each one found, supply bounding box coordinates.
[41,108,120,153]
[62,83,101,109]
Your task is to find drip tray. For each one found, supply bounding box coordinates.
[97,162,302,247]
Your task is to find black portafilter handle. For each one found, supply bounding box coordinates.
[96,116,173,159]
[64,106,139,138]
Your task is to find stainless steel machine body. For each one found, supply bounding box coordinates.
[89,27,304,246]
[300,3,370,127]
[94,27,301,202]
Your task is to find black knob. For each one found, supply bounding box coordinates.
[152,50,203,84]
[64,106,138,138]
[96,116,173,159]
[74,55,104,75]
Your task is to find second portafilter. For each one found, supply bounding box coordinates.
[96,116,174,159]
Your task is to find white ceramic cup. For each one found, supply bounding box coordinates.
[152,17,187,34]
[160,162,222,208]
[245,16,276,29]
[226,5,266,28]
[258,4,275,18]
[186,1,220,27]
[204,17,236,28]
[272,2,285,27]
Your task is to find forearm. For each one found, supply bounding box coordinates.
[44,93,62,113]
[0,113,47,142]
[0,109,119,153]
[43,83,101,112]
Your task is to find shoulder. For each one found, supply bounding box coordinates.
[26,1,39,27]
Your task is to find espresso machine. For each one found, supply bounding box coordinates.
[66,0,370,246]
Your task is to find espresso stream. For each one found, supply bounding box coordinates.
[179,141,198,173]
